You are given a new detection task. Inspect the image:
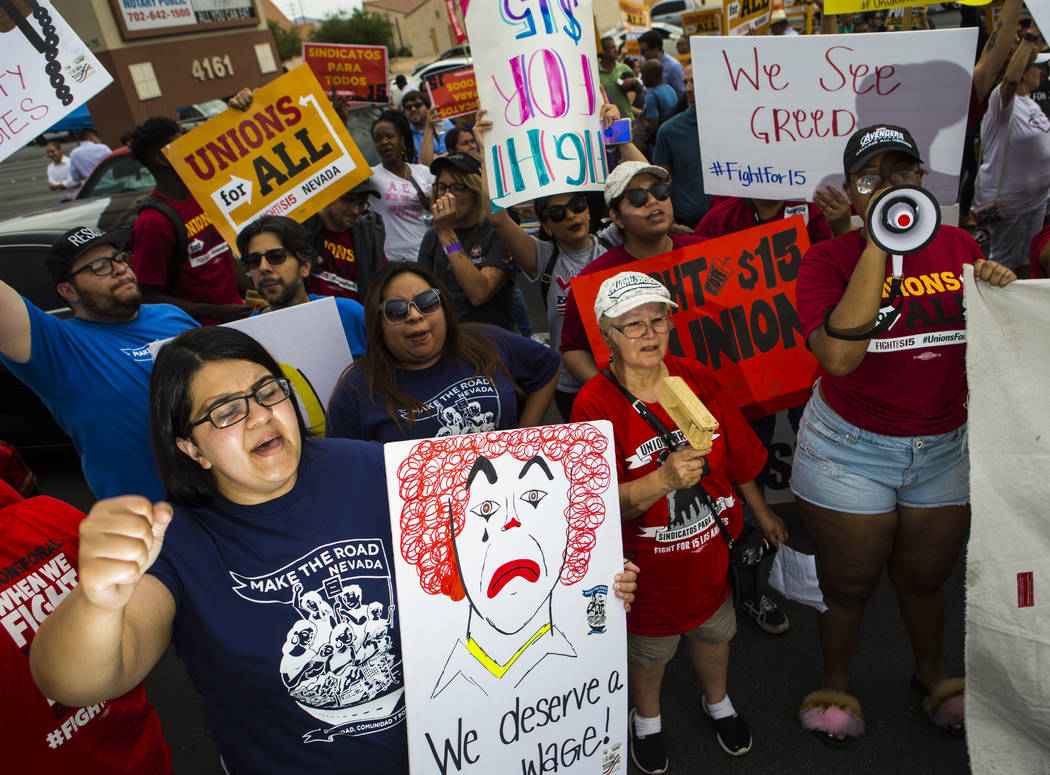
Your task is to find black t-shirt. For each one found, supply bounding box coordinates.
[418,223,516,330]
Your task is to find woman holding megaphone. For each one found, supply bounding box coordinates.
[790,124,1016,747]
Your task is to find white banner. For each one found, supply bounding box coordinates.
[150,297,353,438]
[466,0,605,210]
[384,422,629,775]
[691,30,977,203]
[963,268,1050,774]
[0,0,112,163]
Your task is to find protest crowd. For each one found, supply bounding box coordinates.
[5,0,1047,773]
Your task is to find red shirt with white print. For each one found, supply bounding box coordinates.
[571,356,766,636]
[308,226,359,300]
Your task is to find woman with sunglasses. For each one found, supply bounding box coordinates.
[327,262,559,442]
[368,109,435,263]
[473,110,646,419]
[570,271,787,773]
[418,152,517,330]
[559,161,706,390]
[793,125,1017,746]
[30,326,411,774]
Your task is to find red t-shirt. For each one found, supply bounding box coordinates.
[571,357,766,636]
[1029,223,1050,279]
[560,234,707,354]
[307,227,359,300]
[130,190,242,314]
[0,481,172,774]
[695,196,832,246]
[796,226,980,436]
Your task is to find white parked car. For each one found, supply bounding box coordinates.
[650,0,703,26]
[397,56,473,106]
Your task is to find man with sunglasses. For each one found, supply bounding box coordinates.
[401,90,454,162]
[302,179,386,302]
[559,162,706,387]
[236,216,365,359]
[0,226,197,500]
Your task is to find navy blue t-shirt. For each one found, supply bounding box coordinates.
[327,325,559,442]
[149,439,408,775]
[652,109,710,228]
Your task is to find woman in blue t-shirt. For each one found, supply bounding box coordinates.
[328,262,560,443]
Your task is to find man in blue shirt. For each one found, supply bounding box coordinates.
[653,67,710,229]
[236,216,366,360]
[67,127,112,186]
[0,226,197,499]
[639,30,686,99]
[642,60,679,141]
[401,91,455,162]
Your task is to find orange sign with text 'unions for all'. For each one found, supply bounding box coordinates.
[424,67,480,120]
[301,42,390,103]
[570,217,821,419]
[163,64,370,250]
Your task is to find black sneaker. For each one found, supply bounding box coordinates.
[741,594,790,635]
[711,713,752,756]
[629,708,669,774]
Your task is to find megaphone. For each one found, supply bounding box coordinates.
[866,184,941,256]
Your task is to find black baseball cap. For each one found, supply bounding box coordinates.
[340,178,380,200]
[843,124,923,175]
[429,152,481,177]
[46,226,130,286]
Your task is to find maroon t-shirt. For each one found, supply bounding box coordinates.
[571,357,766,636]
[695,196,832,246]
[559,234,707,354]
[130,190,242,320]
[796,226,981,436]
[307,227,359,300]
[0,480,172,774]
[1029,223,1050,279]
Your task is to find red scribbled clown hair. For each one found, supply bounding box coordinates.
[397,424,610,601]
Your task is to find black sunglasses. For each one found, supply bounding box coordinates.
[243,248,290,270]
[543,195,589,223]
[618,182,671,208]
[379,288,442,324]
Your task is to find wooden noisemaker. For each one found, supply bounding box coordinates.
[658,376,719,449]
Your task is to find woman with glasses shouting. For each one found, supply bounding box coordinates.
[30,326,413,774]
[571,272,787,773]
[793,124,1017,746]
[327,262,558,442]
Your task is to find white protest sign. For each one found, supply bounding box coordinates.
[691,30,977,203]
[0,0,112,162]
[150,297,353,437]
[385,422,628,775]
[466,0,606,210]
[1026,0,1050,41]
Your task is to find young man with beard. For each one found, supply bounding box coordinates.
[0,227,197,500]
[236,216,366,359]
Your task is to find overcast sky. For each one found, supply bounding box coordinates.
[278,0,364,20]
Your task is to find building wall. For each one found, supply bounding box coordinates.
[55,0,280,145]
[366,0,457,59]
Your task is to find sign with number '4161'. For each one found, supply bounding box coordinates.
[163,64,370,248]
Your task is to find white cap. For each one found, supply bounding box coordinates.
[770,8,788,22]
[603,161,670,207]
[1035,52,1050,65]
[594,271,678,321]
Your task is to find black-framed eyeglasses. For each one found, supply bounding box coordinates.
[379,288,442,324]
[190,378,292,430]
[65,251,130,281]
[611,316,673,339]
[853,168,922,195]
[243,248,290,270]
[618,182,671,208]
[544,195,589,223]
[435,182,469,196]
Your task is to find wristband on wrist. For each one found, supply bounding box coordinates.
[443,241,463,256]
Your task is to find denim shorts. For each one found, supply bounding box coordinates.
[790,386,969,514]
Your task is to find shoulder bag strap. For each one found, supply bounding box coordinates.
[600,369,733,549]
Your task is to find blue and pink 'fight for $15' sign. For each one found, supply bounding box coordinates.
[466,0,606,210]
